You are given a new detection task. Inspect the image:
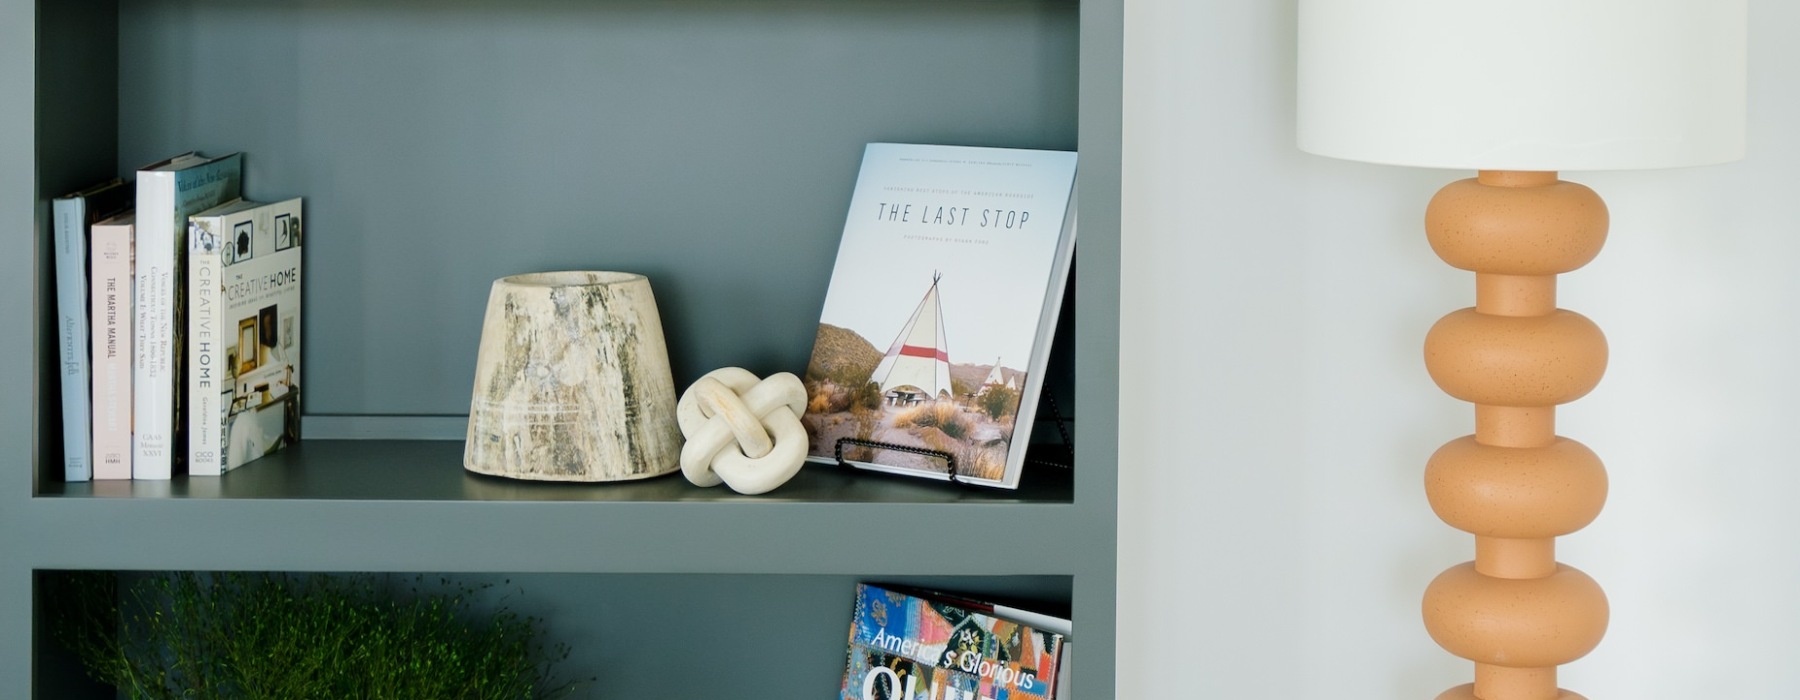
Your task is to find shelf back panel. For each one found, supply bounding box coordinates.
[113,0,1081,417]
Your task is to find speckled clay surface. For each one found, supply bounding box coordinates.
[1419,172,1611,700]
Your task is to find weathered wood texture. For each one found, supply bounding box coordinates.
[465,272,681,482]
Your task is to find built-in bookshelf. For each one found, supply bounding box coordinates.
[5,0,1121,696]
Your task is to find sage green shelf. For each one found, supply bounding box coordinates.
[27,439,1080,574]
[40,439,1074,504]
[3,0,1121,696]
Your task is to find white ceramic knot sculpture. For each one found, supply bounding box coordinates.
[677,368,808,495]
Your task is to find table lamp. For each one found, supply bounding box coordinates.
[1296,2,1745,699]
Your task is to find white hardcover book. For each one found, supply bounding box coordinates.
[800,143,1078,489]
[90,213,136,480]
[133,152,242,479]
[188,198,303,476]
[51,179,130,482]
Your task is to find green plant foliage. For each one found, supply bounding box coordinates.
[48,572,587,700]
[804,323,883,390]
[978,385,1019,420]
[894,402,972,440]
[851,381,884,411]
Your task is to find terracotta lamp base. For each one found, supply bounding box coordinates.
[1419,171,1611,700]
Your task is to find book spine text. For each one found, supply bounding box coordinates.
[187,221,222,476]
[133,174,176,479]
[52,197,92,482]
[91,224,133,479]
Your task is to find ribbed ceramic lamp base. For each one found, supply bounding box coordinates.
[1420,171,1611,700]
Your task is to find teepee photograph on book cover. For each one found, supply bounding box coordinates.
[802,143,1077,489]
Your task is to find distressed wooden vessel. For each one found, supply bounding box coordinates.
[465,271,681,482]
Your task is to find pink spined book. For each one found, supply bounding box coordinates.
[90,213,134,480]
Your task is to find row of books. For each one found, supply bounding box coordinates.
[840,583,1073,700]
[53,152,304,482]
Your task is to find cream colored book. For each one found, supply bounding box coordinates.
[89,212,135,480]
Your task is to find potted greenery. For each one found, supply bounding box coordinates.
[50,571,587,700]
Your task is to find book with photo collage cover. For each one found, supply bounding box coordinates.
[840,583,1066,700]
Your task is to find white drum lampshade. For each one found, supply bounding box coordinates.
[1298,0,1745,171]
[1295,2,1745,699]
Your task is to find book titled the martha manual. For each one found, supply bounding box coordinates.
[187,198,302,476]
[801,143,1077,489]
[91,212,137,480]
[840,583,1065,700]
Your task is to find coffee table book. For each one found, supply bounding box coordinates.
[187,198,304,476]
[800,143,1077,490]
[840,583,1066,700]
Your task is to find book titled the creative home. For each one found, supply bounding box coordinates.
[187,198,303,476]
[801,143,1077,489]
[135,152,243,480]
[840,584,1065,700]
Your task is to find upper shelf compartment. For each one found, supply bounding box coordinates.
[33,0,1088,498]
[61,0,1081,419]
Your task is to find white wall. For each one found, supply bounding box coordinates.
[1118,1,1800,697]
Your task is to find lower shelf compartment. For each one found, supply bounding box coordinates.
[34,571,1072,700]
